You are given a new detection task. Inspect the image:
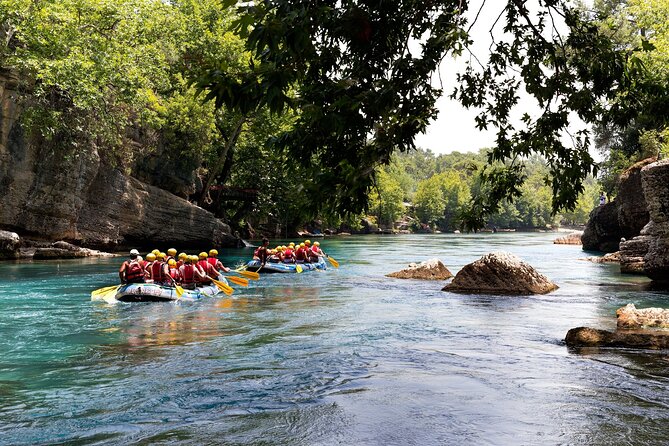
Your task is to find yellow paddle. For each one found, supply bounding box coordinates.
[226,275,249,287]
[296,264,303,273]
[327,256,339,268]
[208,276,234,295]
[234,270,260,280]
[91,285,121,301]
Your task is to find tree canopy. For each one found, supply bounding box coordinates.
[197,0,655,229]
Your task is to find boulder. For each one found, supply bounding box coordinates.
[0,230,20,260]
[386,259,453,280]
[565,327,669,349]
[581,202,621,252]
[640,160,669,283]
[441,251,558,295]
[582,251,621,263]
[553,232,583,245]
[616,303,669,329]
[33,247,89,260]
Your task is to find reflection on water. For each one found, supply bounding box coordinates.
[1,233,669,445]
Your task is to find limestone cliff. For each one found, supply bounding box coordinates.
[582,158,653,252]
[0,70,237,250]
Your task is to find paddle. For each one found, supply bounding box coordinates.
[168,276,185,299]
[91,285,121,302]
[207,276,234,295]
[326,255,339,268]
[233,269,260,280]
[225,275,249,287]
[296,264,303,273]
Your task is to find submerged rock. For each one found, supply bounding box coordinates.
[553,232,583,245]
[442,251,558,295]
[565,327,669,349]
[581,252,621,263]
[386,259,453,280]
[0,230,20,260]
[616,303,669,329]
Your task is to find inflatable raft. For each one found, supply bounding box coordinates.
[113,277,226,303]
[245,257,327,273]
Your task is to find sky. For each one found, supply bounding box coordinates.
[414,1,587,155]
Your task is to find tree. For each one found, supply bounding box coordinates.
[368,169,405,228]
[199,0,654,230]
[414,176,445,227]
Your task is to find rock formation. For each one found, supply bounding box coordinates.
[386,259,453,280]
[565,326,669,349]
[553,232,583,245]
[0,230,20,259]
[581,251,621,263]
[582,158,653,252]
[442,251,558,295]
[0,70,238,250]
[616,303,669,329]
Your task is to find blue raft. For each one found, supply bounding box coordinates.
[245,257,327,273]
[113,277,226,302]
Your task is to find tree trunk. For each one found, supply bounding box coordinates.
[198,114,246,207]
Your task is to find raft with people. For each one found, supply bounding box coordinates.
[92,248,258,303]
[245,239,338,273]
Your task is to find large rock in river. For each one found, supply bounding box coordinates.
[386,259,453,280]
[0,230,20,260]
[616,303,669,329]
[442,252,558,295]
[553,232,582,245]
[565,327,669,349]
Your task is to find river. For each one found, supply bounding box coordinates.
[1,233,668,445]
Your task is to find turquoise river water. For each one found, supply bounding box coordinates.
[1,233,669,445]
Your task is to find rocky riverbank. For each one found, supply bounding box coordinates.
[1,70,239,251]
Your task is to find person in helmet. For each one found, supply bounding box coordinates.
[207,249,231,273]
[179,255,205,290]
[196,252,217,285]
[166,248,177,262]
[282,244,295,263]
[177,252,188,268]
[309,241,324,262]
[119,249,145,284]
[167,258,181,284]
[149,252,170,285]
[295,242,308,262]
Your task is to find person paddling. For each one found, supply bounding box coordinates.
[119,249,145,284]
[149,252,170,285]
[196,252,218,285]
[207,249,231,274]
[253,238,270,266]
[179,255,206,290]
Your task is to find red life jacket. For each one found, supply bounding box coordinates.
[151,261,165,282]
[181,264,195,285]
[169,268,180,281]
[284,248,293,256]
[207,257,217,266]
[126,260,144,283]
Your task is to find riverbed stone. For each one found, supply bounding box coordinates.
[441,251,558,295]
[386,259,453,280]
[0,230,20,260]
[616,303,669,329]
[565,326,669,349]
[553,232,583,245]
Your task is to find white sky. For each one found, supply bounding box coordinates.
[415,1,589,155]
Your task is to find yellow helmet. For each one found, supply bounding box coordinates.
[151,249,160,255]
[305,240,311,245]
[314,241,320,246]
[167,248,177,256]
[199,252,208,259]
[178,252,187,260]
[157,252,166,260]
[168,259,177,267]
[189,255,199,262]
[299,243,305,247]
[289,242,295,246]
[209,249,218,256]
[146,253,156,261]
